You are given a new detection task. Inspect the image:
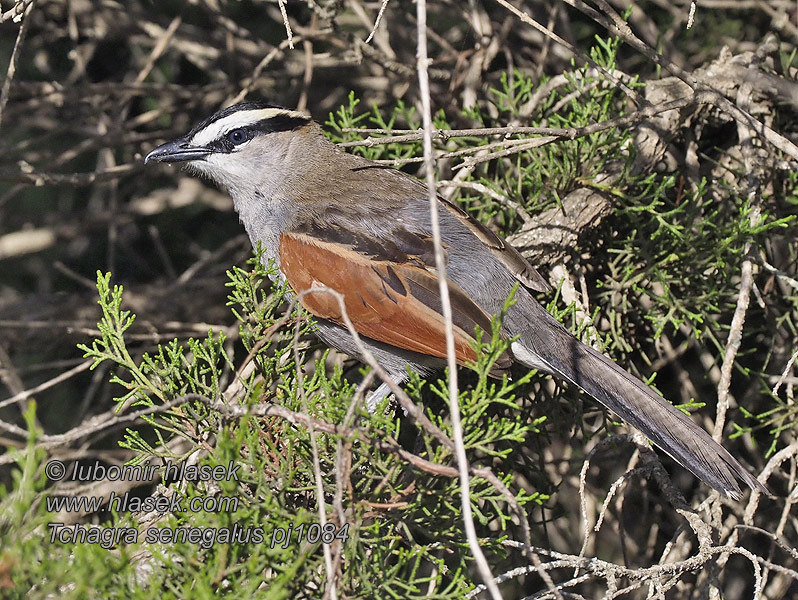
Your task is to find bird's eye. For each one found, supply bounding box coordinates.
[227,128,248,145]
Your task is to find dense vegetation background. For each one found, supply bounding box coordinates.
[1,0,797,598]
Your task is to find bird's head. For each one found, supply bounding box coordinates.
[145,102,314,200]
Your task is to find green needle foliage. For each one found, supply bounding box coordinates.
[1,248,544,598]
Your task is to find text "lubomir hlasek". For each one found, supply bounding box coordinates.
[44,459,241,483]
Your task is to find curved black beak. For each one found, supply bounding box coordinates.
[144,138,210,164]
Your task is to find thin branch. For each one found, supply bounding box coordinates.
[277,0,294,49]
[0,0,34,129]
[0,395,191,464]
[562,0,798,161]
[437,180,533,224]
[230,35,303,105]
[0,164,138,186]
[772,348,798,397]
[364,0,391,44]
[416,1,500,598]
[292,307,337,600]
[0,0,35,24]
[713,55,765,443]
[756,256,798,292]
[686,1,697,29]
[492,0,644,106]
[133,15,182,85]
[338,94,696,149]
[0,360,94,410]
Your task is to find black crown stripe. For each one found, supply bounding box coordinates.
[187,102,309,140]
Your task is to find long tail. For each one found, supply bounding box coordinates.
[512,312,766,499]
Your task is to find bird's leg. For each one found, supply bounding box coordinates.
[366,373,408,413]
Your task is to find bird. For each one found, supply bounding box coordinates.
[145,101,765,500]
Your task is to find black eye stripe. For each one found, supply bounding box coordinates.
[253,114,309,134]
[207,114,310,153]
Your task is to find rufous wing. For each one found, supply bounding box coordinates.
[278,230,512,374]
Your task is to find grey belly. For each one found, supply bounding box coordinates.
[313,319,443,382]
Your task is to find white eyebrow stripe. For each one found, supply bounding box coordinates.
[189,108,306,147]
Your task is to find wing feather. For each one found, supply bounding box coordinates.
[279,230,512,374]
[440,198,550,292]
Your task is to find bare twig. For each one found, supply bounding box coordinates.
[713,54,765,444]
[0,0,35,24]
[277,0,294,49]
[773,349,798,397]
[0,164,138,186]
[291,301,337,600]
[364,0,391,44]
[338,94,695,149]
[437,179,533,224]
[0,395,192,465]
[492,0,644,106]
[416,1,501,598]
[0,0,34,129]
[0,360,93,410]
[686,0,697,29]
[562,0,798,161]
[135,15,182,85]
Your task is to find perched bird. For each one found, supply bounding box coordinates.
[145,101,765,499]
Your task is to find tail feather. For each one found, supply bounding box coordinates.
[512,318,766,499]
